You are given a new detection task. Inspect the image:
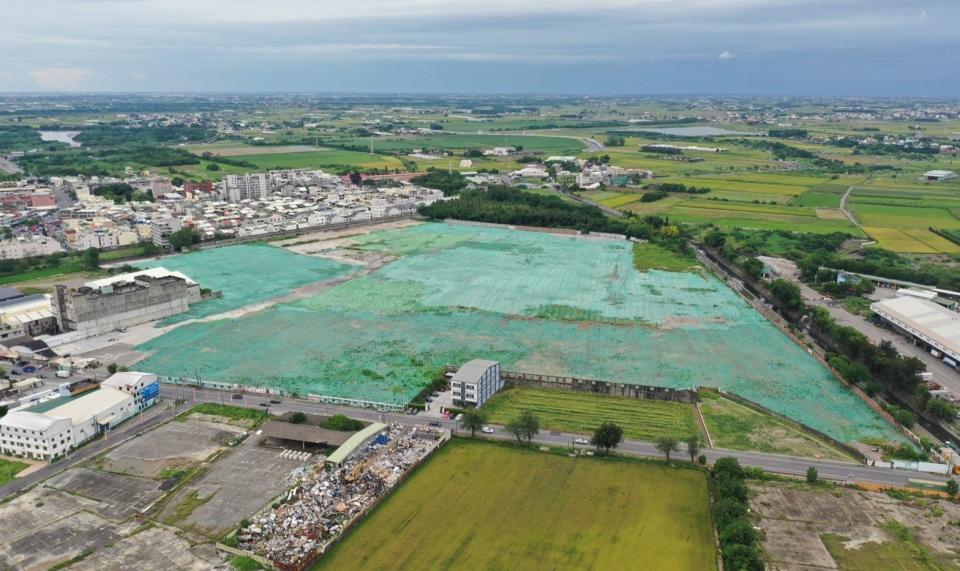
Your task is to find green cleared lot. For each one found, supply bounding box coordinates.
[314,439,716,571]
[633,242,702,272]
[699,392,851,461]
[483,387,701,441]
[0,458,28,485]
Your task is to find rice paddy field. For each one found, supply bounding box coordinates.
[483,387,701,441]
[134,222,901,444]
[603,173,866,234]
[313,439,717,571]
[847,181,960,253]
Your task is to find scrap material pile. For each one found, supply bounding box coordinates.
[238,423,444,568]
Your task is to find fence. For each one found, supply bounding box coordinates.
[193,212,419,251]
[445,219,626,241]
[442,364,697,404]
[696,247,922,447]
[160,377,404,411]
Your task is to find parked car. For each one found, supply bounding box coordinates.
[455,413,463,421]
[429,420,442,427]
[481,426,494,434]
[270,399,281,404]
[574,438,589,445]
[231,394,243,400]
[259,402,270,407]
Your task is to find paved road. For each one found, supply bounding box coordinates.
[0,400,188,499]
[794,279,960,397]
[583,138,605,152]
[158,386,954,488]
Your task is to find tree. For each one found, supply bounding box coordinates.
[654,436,679,461]
[712,497,748,528]
[806,466,818,484]
[81,247,100,271]
[703,230,726,249]
[168,228,201,251]
[685,434,700,463]
[591,422,624,454]
[518,410,540,442]
[349,171,362,186]
[205,162,220,171]
[171,176,185,187]
[505,416,525,443]
[946,479,958,498]
[459,407,487,437]
[926,398,958,421]
[289,412,307,424]
[107,363,119,375]
[719,519,757,546]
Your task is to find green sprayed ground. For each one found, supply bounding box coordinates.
[314,439,717,571]
[484,387,701,441]
[135,223,902,444]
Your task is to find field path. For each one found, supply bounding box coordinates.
[839,184,862,228]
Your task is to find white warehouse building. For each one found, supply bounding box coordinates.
[871,297,960,367]
[0,372,156,461]
[451,359,502,407]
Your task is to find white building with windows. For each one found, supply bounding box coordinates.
[222,173,270,202]
[450,359,502,407]
[101,371,160,412]
[0,387,136,460]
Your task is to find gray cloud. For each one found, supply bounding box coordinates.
[1,0,957,93]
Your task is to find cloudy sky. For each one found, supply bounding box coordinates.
[1,0,957,94]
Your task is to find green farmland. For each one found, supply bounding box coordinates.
[483,387,702,441]
[314,439,716,571]
[698,391,852,461]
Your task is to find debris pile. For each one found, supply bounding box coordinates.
[238,424,444,569]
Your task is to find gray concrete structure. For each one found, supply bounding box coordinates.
[52,270,199,335]
[451,359,502,407]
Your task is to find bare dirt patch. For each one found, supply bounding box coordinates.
[751,481,960,570]
[100,418,244,479]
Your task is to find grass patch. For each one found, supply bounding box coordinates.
[181,403,267,427]
[0,458,29,485]
[699,392,851,460]
[633,242,701,272]
[230,555,265,571]
[314,439,716,570]
[483,387,701,441]
[47,549,94,571]
[821,521,953,570]
[166,490,212,525]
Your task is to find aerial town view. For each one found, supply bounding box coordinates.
[2,1,960,570]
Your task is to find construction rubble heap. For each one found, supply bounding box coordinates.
[238,423,445,568]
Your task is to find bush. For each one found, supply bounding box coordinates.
[806,466,818,484]
[712,497,747,528]
[716,477,749,503]
[719,519,757,546]
[289,412,307,424]
[713,457,745,480]
[697,454,707,465]
[322,414,364,432]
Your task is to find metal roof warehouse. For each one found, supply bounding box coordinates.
[871,297,960,363]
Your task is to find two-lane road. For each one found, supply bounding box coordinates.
[159,385,953,488]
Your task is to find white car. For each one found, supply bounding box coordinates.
[481,426,495,434]
[574,438,589,445]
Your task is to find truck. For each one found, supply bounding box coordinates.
[56,362,72,378]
